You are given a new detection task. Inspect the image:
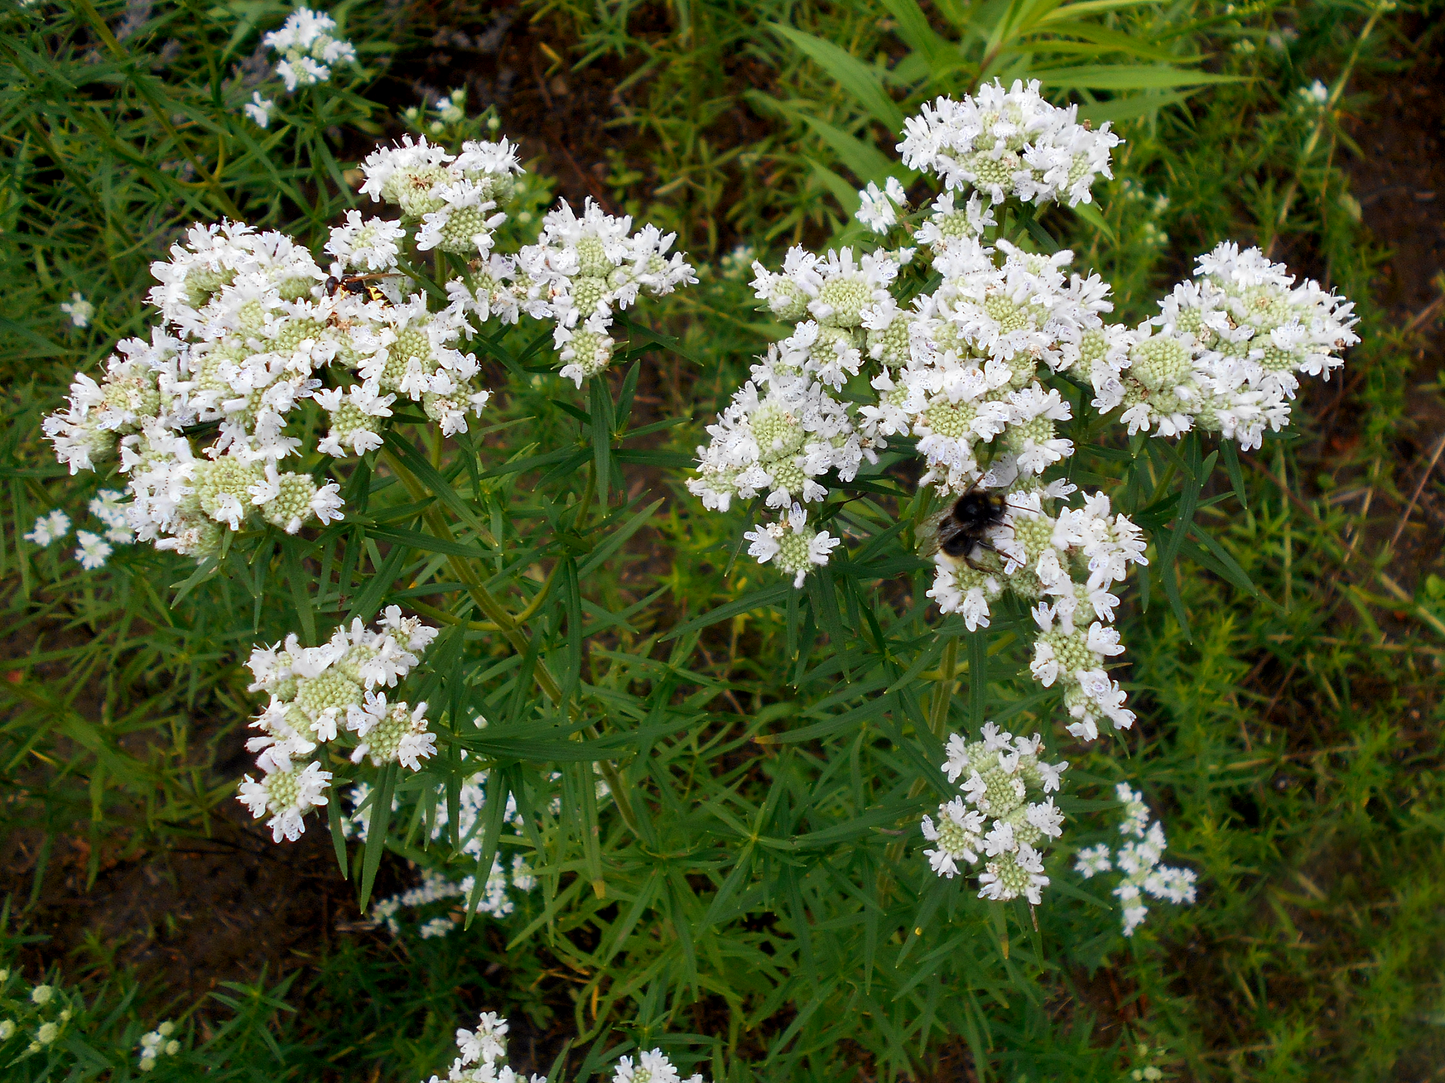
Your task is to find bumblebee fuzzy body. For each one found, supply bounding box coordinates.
[325,273,393,304]
[920,489,1009,569]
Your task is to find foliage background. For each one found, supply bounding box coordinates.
[1,0,1444,1080]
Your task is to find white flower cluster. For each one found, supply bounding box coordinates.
[929,485,1148,741]
[137,1021,179,1072]
[512,199,696,385]
[44,125,690,559]
[687,327,882,514]
[237,607,438,843]
[1075,783,1197,935]
[22,510,70,548]
[862,234,1113,493]
[360,136,694,386]
[22,492,136,571]
[689,87,1354,785]
[372,853,537,937]
[613,1048,707,1083]
[60,291,93,328]
[0,972,75,1054]
[897,79,1120,207]
[262,7,357,92]
[365,767,539,932]
[856,176,909,233]
[744,503,840,588]
[1090,243,1358,450]
[422,1010,546,1083]
[921,723,1068,904]
[691,109,1121,587]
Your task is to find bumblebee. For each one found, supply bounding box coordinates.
[918,487,1009,569]
[324,272,396,303]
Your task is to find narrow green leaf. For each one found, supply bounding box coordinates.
[358,762,397,913]
[1069,198,1116,241]
[1037,64,1241,91]
[663,582,793,641]
[1220,438,1248,510]
[281,537,317,644]
[463,768,511,928]
[327,787,350,880]
[770,24,904,131]
[577,499,663,579]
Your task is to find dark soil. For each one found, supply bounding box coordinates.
[2,813,360,997]
[1336,17,1445,576]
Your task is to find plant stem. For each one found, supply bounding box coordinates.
[1266,0,1390,255]
[378,447,643,842]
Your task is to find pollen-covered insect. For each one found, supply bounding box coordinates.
[918,486,1010,570]
[324,272,398,303]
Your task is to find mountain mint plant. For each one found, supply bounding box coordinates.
[25,29,1363,1071]
[688,78,1357,906]
[44,130,692,559]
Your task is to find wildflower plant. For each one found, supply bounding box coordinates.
[7,2,1395,1079]
[41,65,699,919]
[689,78,1356,911]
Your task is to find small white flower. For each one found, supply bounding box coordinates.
[244,91,274,128]
[60,292,94,328]
[744,503,840,588]
[1081,785,1197,935]
[263,7,357,91]
[24,510,71,547]
[456,1011,508,1066]
[855,176,909,233]
[74,530,113,569]
[614,1048,686,1083]
[237,759,332,842]
[325,211,405,271]
[1074,843,1113,878]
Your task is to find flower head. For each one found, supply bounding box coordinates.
[60,292,94,328]
[24,510,71,547]
[262,7,357,91]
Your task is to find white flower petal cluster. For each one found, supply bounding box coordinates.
[238,607,438,842]
[89,489,135,544]
[74,530,113,570]
[421,1009,547,1083]
[868,237,1110,494]
[898,79,1120,206]
[928,485,1146,739]
[1075,783,1197,935]
[691,88,1353,737]
[41,214,491,555]
[262,7,357,92]
[25,495,134,569]
[743,503,841,588]
[244,91,274,128]
[359,137,694,387]
[60,291,93,328]
[137,1021,179,1072]
[23,510,70,547]
[613,1048,707,1083]
[688,349,873,513]
[360,134,522,256]
[1092,242,1359,450]
[856,176,909,233]
[921,722,1068,904]
[513,199,696,385]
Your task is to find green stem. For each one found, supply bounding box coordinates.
[72,0,244,221]
[378,448,643,841]
[1267,0,1389,253]
[884,635,960,883]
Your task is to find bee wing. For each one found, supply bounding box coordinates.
[915,511,947,559]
